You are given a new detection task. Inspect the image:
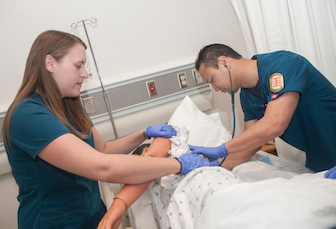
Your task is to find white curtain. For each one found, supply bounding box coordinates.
[230,0,336,164]
[230,0,336,86]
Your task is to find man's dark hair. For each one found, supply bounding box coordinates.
[195,44,242,71]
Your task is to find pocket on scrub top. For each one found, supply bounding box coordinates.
[40,196,91,229]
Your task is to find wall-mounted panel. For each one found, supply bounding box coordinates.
[80,64,208,119]
[107,66,206,111]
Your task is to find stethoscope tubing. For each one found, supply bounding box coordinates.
[219,67,235,166]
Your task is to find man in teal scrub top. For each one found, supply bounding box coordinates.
[190,43,336,178]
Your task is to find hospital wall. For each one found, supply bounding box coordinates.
[0,1,247,228]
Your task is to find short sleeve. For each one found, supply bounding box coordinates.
[263,53,308,103]
[9,98,69,159]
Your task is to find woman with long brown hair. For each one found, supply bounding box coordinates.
[2,30,216,229]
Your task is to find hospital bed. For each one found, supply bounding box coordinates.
[100,96,336,229]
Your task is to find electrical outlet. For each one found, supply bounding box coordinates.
[192,69,203,84]
[82,96,97,114]
[177,72,188,88]
[146,80,157,97]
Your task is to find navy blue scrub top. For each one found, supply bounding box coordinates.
[240,51,336,172]
[6,93,106,229]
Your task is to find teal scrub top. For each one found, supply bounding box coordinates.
[240,51,336,172]
[6,93,106,229]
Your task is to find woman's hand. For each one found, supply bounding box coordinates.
[145,124,177,138]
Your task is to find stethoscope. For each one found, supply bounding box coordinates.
[219,62,235,166]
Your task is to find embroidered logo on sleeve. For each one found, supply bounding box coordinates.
[269,73,284,92]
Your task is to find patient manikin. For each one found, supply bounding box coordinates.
[99,125,231,229]
[98,96,228,228]
[99,124,220,228]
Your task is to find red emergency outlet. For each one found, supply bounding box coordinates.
[146,80,157,97]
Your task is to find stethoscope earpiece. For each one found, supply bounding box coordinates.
[223,62,229,70]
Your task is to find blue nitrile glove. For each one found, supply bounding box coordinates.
[325,165,336,179]
[176,154,220,174]
[145,124,177,138]
[189,144,228,162]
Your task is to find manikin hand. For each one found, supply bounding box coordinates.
[97,197,126,229]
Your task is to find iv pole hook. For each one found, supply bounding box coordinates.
[72,18,119,139]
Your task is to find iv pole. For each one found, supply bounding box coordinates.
[71,18,119,139]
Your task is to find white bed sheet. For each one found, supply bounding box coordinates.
[197,170,336,229]
[128,96,336,229]
[130,154,336,229]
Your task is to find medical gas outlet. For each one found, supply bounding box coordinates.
[146,80,158,97]
[177,72,188,88]
[82,96,97,114]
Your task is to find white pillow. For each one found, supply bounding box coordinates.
[168,95,231,147]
